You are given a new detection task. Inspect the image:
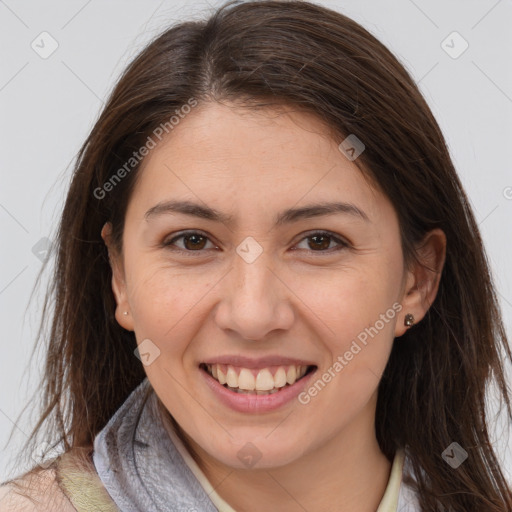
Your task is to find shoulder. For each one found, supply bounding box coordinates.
[0,465,76,512]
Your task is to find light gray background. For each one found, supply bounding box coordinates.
[1,0,511,483]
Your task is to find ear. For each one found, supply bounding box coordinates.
[395,228,446,337]
[101,222,134,332]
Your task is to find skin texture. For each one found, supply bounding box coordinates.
[102,102,446,512]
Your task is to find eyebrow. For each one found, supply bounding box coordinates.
[144,199,370,226]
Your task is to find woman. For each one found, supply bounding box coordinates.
[1,1,511,510]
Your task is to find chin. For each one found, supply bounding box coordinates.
[205,432,308,470]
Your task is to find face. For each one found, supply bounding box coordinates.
[104,101,435,470]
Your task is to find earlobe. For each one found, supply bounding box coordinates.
[101,222,134,332]
[114,305,134,331]
[395,228,447,337]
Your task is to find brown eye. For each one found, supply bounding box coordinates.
[294,231,349,253]
[163,231,215,252]
[181,233,207,250]
[307,234,332,251]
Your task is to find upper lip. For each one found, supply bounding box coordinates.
[201,355,317,368]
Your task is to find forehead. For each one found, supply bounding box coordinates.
[126,102,390,226]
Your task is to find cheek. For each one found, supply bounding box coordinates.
[125,265,208,411]
[124,260,209,352]
[296,263,400,405]
[300,266,399,343]
[299,294,397,435]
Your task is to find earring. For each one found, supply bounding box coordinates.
[404,313,415,327]
[123,311,129,316]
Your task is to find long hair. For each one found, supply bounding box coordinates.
[4,1,511,510]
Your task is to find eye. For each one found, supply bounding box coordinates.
[163,231,217,253]
[293,231,350,253]
[162,230,349,255]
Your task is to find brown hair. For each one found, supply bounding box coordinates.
[4,1,511,510]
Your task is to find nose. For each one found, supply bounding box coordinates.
[214,250,295,341]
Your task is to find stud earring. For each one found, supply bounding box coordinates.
[404,313,415,327]
[123,311,129,316]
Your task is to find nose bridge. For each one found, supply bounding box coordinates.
[215,245,293,340]
[233,248,273,302]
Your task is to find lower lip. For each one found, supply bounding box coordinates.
[200,366,317,413]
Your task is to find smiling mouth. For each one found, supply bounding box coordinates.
[199,363,317,395]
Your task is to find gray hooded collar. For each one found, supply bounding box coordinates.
[93,377,420,512]
[93,378,218,512]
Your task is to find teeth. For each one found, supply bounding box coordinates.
[226,366,238,388]
[286,366,297,384]
[205,363,311,392]
[229,387,280,395]
[238,368,255,390]
[217,366,227,385]
[273,367,287,388]
[255,369,274,391]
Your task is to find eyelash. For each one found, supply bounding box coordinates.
[162,230,350,256]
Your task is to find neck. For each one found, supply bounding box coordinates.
[167,395,392,512]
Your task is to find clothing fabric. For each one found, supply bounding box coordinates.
[91,377,420,511]
[56,446,119,511]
